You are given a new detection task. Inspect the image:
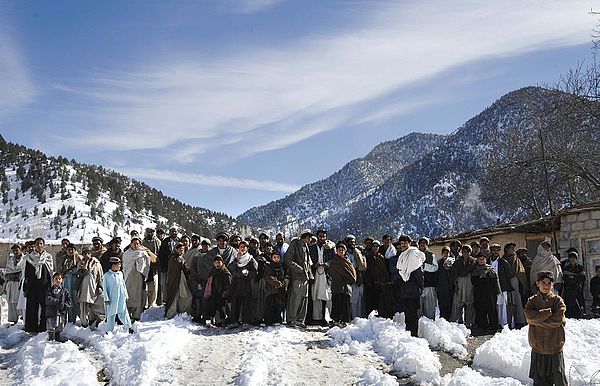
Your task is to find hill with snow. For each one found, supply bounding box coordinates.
[0,139,244,244]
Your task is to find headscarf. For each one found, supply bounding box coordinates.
[530,243,563,287]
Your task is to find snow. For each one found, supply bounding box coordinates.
[356,366,398,386]
[473,319,600,385]
[327,314,443,384]
[234,327,291,385]
[441,366,524,385]
[418,317,471,359]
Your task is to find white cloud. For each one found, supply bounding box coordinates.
[0,23,38,120]
[117,167,300,192]
[227,0,285,13]
[58,0,596,161]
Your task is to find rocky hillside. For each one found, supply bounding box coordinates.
[239,86,598,240]
[0,138,244,243]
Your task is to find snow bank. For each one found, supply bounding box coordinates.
[418,317,470,359]
[327,315,441,384]
[17,333,99,386]
[473,319,600,385]
[62,309,197,385]
[441,366,524,385]
[356,366,398,386]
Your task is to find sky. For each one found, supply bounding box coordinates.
[0,0,598,217]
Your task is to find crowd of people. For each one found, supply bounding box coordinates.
[3,226,596,384]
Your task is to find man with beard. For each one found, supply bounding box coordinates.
[90,236,107,260]
[157,227,180,305]
[258,233,270,252]
[346,235,367,319]
[396,235,425,336]
[418,237,438,320]
[229,234,242,250]
[165,243,193,319]
[54,238,70,277]
[380,234,396,259]
[24,238,54,332]
[489,243,513,328]
[364,240,391,317]
[308,229,334,326]
[142,228,161,308]
[100,238,123,273]
[275,233,289,263]
[502,242,527,328]
[286,229,314,327]
[6,244,24,324]
[122,237,151,322]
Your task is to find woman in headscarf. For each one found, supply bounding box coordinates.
[530,241,563,295]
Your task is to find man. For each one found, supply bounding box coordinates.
[208,232,237,266]
[184,235,203,319]
[77,247,105,328]
[142,227,161,308]
[286,229,314,327]
[258,233,270,252]
[451,244,476,328]
[449,240,462,260]
[380,234,396,259]
[396,235,425,336]
[248,237,260,258]
[308,229,334,325]
[6,244,24,324]
[562,251,585,318]
[364,240,391,317]
[100,238,123,273]
[480,237,491,259]
[346,235,367,318]
[90,236,107,260]
[470,241,482,258]
[502,242,527,328]
[23,237,54,332]
[436,246,454,320]
[156,228,166,242]
[275,232,289,263]
[165,243,193,319]
[489,243,513,328]
[190,238,215,323]
[157,227,180,305]
[54,238,70,276]
[122,237,151,322]
[516,247,532,305]
[418,237,438,320]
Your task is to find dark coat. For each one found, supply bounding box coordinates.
[229,258,257,298]
[285,239,313,282]
[309,242,335,271]
[46,285,72,318]
[398,268,424,299]
[158,236,180,272]
[488,257,513,292]
[100,249,122,273]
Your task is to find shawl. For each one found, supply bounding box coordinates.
[472,263,497,279]
[122,248,151,280]
[530,244,563,286]
[504,253,528,292]
[347,248,367,272]
[396,247,426,282]
[25,251,54,279]
[328,255,357,285]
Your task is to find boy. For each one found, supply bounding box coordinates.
[263,252,287,325]
[103,257,134,334]
[524,271,567,386]
[590,266,600,315]
[328,243,357,326]
[46,273,71,342]
[205,255,232,326]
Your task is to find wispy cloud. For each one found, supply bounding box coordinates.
[0,22,38,120]
[226,0,284,14]
[57,1,596,162]
[117,167,300,192]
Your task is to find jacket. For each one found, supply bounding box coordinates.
[524,291,566,354]
[46,285,72,318]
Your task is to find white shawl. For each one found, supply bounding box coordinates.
[122,248,151,280]
[25,251,54,279]
[396,247,425,282]
[236,252,258,270]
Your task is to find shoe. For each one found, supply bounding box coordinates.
[128,328,135,334]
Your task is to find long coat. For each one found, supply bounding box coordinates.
[103,270,128,317]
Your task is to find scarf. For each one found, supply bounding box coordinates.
[25,251,54,279]
[236,252,258,270]
[396,247,426,282]
[472,263,496,279]
[328,255,357,284]
[531,244,563,285]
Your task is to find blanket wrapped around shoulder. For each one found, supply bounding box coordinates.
[328,255,357,285]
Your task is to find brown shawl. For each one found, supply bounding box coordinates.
[328,255,357,285]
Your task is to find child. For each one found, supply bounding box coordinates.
[103,257,133,334]
[327,243,356,325]
[263,252,287,325]
[590,266,600,316]
[46,273,71,342]
[205,255,232,326]
[524,271,567,386]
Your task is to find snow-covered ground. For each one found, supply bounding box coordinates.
[2,296,600,386]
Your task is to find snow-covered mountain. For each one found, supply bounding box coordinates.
[238,86,591,240]
[0,138,244,244]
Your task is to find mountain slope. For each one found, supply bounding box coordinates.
[238,133,446,236]
[0,141,244,243]
[238,86,592,239]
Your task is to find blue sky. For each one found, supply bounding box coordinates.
[0,0,598,217]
